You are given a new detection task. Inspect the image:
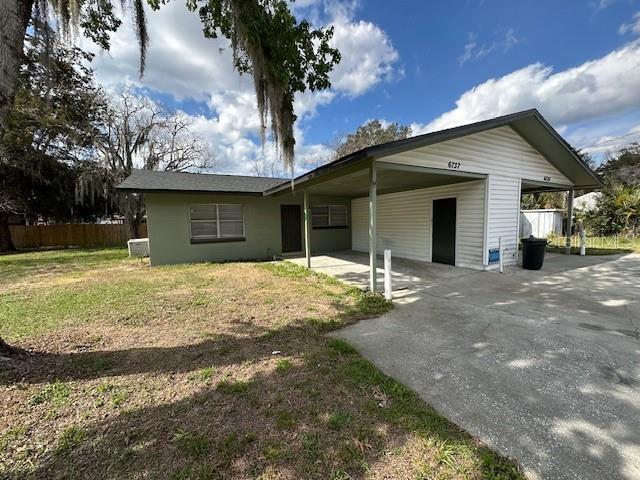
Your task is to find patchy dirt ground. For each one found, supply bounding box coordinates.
[0,249,523,479]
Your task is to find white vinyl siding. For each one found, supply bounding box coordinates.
[351,180,486,269]
[485,175,521,269]
[370,125,570,270]
[380,126,571,186]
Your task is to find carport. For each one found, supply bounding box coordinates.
[269,160,486,291]
[266,109,601,290]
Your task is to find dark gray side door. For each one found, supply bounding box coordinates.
[432,198,456,265]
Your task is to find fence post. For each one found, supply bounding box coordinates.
[384,249,392,301]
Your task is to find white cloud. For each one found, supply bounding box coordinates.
[328,13,400,95]
[594,0,615,11]
[83,0,399,175]
[458,28,518,66]
[86,3,248,100]
[619,12,640,36]
[576,124,640,155]
[414,39,640,140]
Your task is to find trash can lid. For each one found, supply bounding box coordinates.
[521,236,547,245]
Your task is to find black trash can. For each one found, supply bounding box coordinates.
[521,236,547,270]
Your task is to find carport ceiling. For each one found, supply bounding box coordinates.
[304,166,481,198]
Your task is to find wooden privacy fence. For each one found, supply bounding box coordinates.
[9,223,148,249]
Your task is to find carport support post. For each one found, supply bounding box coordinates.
[304,190,311,268]
[369,162,378,292]
[565,189,574,255]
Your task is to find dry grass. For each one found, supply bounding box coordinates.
[0,249,523,479]
[545,235,640,255]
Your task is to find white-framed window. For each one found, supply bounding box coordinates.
[311,205,348,228]
[189,204,245,242]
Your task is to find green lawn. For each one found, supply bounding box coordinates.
[0,249,523,479]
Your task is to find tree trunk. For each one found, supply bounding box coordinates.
[0,0,31,357]
[121,193,145,239]
[128,217,140,239]
[0,212,15,252]
[0,0,33,137]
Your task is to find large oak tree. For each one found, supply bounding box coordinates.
[1,26,106,252]
[1,0,340,169]
[0,27,108,355]
[78,88,212,239]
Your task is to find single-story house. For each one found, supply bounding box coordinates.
[117,109,601,291]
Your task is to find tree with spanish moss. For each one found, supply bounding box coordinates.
[1,0,340,171]
[78,88,213,239]
[0,26,107,356]
[1,25,106,253]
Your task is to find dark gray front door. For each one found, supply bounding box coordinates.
[432,198,456,265]
[281,205,302,253]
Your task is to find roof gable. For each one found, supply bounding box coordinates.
[379,125,571,186]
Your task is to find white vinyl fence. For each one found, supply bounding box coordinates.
[520,210,564,238]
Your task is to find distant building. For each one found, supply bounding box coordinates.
[574,192,601,211]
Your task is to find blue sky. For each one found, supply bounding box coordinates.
[84,0,640,174]
[309,1,639,142]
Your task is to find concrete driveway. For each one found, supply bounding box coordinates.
[296,252,640,480]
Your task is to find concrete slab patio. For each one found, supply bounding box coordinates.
[294,251,640,480]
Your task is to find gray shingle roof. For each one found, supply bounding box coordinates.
[117,170,288,194]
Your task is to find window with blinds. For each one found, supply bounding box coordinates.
[311,205,348,228]
[189,204,245,241]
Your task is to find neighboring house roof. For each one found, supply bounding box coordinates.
[117,170,288,195]
[265,109,602,195]
[574,191,602,210]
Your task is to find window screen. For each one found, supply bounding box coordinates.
[190,204,244,240]
[311,205,348,228]
[311,206,329,227]
[218,204,244,237]
[329,205,348,226]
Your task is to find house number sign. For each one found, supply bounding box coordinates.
[448,161,461,169]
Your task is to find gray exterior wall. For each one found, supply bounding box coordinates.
[145,192,351,265]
